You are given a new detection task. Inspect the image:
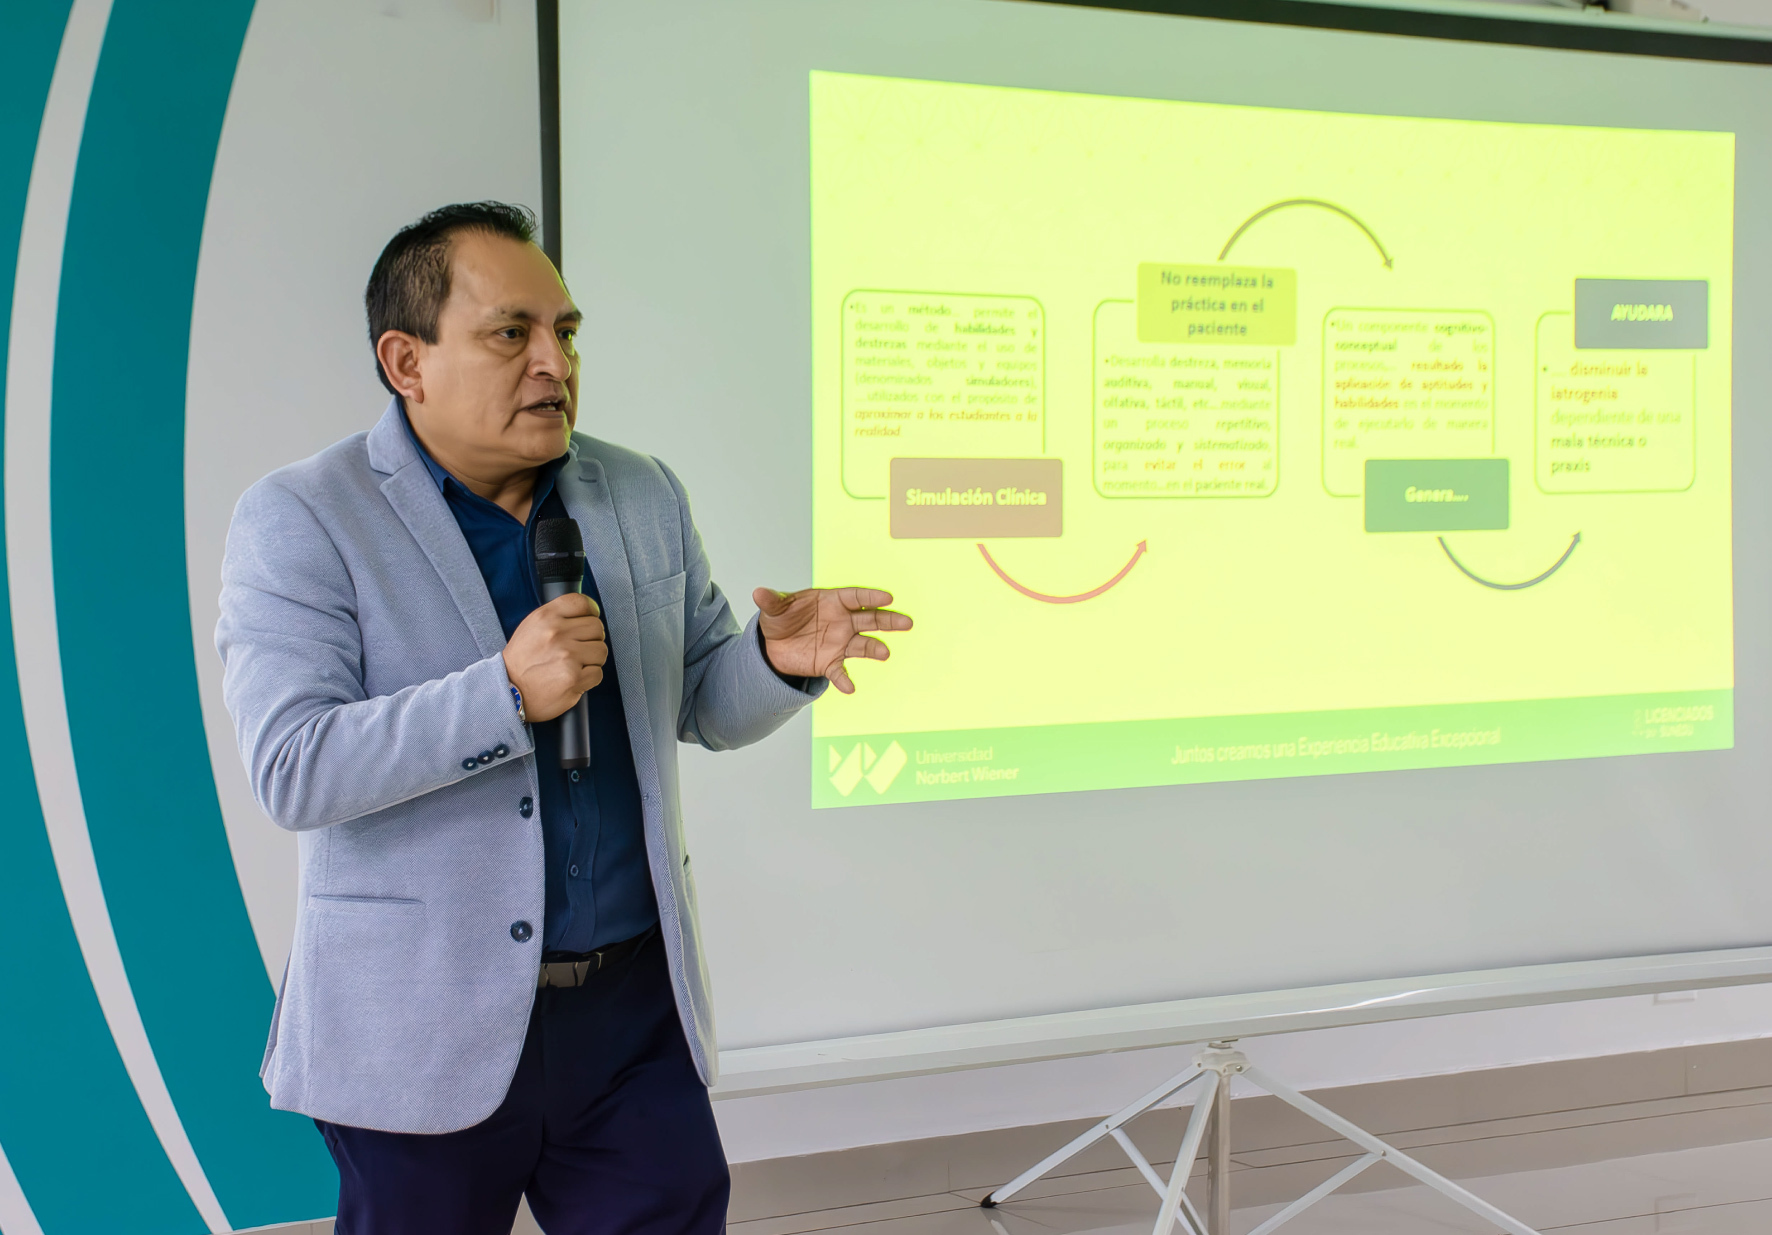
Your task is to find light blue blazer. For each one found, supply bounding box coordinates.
[216,400,821,1133]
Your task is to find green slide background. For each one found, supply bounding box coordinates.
[810,72,1734,806]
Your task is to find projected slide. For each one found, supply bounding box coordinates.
[809,72,1734,808]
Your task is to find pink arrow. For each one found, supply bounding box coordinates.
[977,541,1148,604]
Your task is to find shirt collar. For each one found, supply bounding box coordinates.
[399,405,458,494]
[398,404,568,505]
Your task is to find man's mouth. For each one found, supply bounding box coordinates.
[522,396,569,416]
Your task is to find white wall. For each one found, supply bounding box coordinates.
[187,0,543,988]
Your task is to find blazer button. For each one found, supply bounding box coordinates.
[518,796,533,818]
[461,758,477,771]
[510,921,533,942]
[494,744,509,758]
[477,750,495,765]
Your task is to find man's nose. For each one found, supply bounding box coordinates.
[530,332,573,381]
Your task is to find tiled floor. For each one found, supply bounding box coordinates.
[727,1137,1772,1235]
[261,1136,1772,1234]
[719,1039,1772,1235]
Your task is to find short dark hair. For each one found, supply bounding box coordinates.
[364,201,539,395]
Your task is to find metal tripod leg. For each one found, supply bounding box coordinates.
[1151,1070,1217,1235]
[983,1066,1206,1206]
[1245,1154,1381,1235]
[1244,1065,1543,1235]
[1207,1065,1231,1234]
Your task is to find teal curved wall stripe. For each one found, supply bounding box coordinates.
[49,2,336,1227]
[0,6,209,1234]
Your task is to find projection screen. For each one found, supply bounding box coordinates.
[555,0,1772,1085]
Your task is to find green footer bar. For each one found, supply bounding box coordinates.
[812,689,1733,808]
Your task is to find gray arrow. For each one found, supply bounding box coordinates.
[1218,198,1394,268]
[1439,533,1581,591]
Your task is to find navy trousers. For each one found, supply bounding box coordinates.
[316,931,729,1235]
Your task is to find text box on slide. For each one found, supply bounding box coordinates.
[889,458,1062,538]
[1364,459,1509,532]
[841,290,1044,498]
[1321,308,1496,497]
[1093,299,1278,497]
[1536,312,1696,493]
[1137,263,1297,345]
[1575,278,1709,349]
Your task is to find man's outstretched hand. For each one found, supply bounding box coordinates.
[753,587,912,695]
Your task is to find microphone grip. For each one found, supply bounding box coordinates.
[539,578,593,770]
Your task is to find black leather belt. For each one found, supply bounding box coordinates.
[537,927,653,989]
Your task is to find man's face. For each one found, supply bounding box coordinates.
[403,231,581,476]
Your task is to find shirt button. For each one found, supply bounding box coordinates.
[477,750,495,765]
[461,758,477,771]
[518,797,533,818]
[569,770,581,784]
[569,864,580,878]
[510,921,533,942]
[494,745,509,758]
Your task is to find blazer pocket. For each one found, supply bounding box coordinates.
[307,894,424,917]
[634,571,687,616]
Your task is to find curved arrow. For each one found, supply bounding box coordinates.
[1218,198,1394,268]
[978,541,1147,604]
[1438,533,1581,591]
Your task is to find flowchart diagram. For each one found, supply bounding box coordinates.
[809,71,1735,807]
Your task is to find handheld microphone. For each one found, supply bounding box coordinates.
[534,518,592,770]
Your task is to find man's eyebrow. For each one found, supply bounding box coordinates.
[484,305,582,324]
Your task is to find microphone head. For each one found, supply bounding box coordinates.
[534,518,586,583]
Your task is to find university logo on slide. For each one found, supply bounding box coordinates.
[828,740,907,796]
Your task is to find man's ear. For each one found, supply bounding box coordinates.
[376,330,425,403]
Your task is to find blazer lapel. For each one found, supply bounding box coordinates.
[367,402,506,660]
[556,444,664,794]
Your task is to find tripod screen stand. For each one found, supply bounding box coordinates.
[981,1042,1543,1235]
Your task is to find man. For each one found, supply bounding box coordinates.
[216,202,909,1234]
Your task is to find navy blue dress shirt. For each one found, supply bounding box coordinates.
[403,414,657,954]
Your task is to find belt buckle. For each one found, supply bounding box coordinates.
[539,951,604,989]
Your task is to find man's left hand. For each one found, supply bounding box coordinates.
[753,587,912,694]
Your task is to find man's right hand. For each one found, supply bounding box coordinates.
[501,593,607,722]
